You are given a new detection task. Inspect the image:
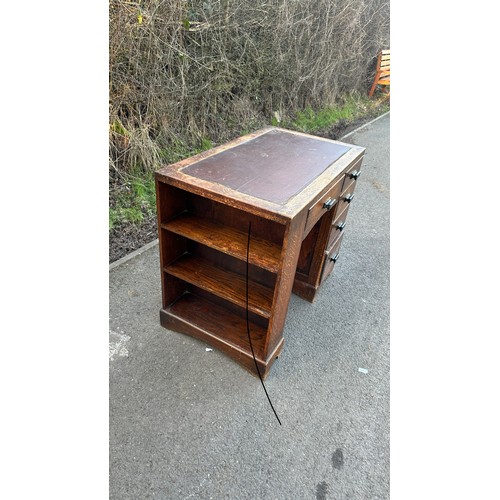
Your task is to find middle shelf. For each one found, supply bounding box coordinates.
[162,213,282,273]
[164,254,274,318]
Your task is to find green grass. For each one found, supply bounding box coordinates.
[159,137,214,165]
[109,171,157,231]
[109,207,144,230]
[131,176,156,211]
[110,138,214,231]
[288,93,388,133]
[292,105,354,132]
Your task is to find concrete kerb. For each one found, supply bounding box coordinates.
[108,238,159,271]
[108,111,390,271]
[340,110,390,140]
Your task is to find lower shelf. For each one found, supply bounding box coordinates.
[165,254,273,319]
[160,292,283,378]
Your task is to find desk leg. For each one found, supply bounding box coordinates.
[292,209,335,302]
[263,213,307,358]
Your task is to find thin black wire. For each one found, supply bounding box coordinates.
[245,221,282,426]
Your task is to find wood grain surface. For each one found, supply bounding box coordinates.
[165,254,274,318]
[163,213,281,272]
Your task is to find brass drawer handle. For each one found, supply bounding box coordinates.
[344,194,354,203]
[336,221,346,231]
[349,170,361,179]
[329,252,340,263]
[323,197,336,210]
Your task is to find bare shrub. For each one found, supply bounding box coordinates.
[109,0,389,172]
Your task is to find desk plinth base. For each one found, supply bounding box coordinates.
[160,301,284,380]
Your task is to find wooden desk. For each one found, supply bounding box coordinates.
[155,127,365,378]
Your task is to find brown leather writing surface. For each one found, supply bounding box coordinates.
[182,129,351,204]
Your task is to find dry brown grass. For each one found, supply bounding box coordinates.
[109,0,389,173]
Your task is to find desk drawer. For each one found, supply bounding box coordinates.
[341,157,363,194]
[303,175,343,236]
[336,184,357,216]
[327,204,350,248]
[320,233,344,284]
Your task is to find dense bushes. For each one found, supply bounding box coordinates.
[109,0,389,172]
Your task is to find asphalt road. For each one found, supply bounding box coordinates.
[109,113,390,499]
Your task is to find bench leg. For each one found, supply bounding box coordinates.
[368,77,379,97]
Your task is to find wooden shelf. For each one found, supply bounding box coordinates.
[162,213,281,273]
[164,292,268,362]
[164,254,274,318]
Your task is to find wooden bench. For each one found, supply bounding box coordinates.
[368,49,390,97]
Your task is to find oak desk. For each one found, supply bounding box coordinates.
[155,127,365,378]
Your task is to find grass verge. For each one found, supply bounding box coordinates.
[285,92,389,133]
[109,138,214,231]
[109,172,157,231]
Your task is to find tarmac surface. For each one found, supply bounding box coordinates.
[109,113,390,499]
